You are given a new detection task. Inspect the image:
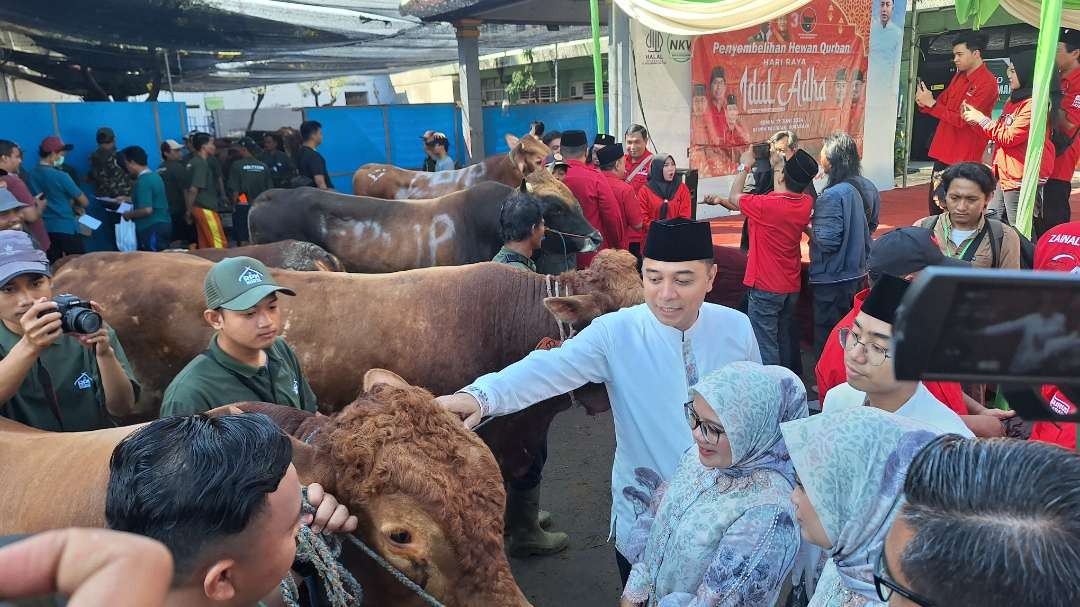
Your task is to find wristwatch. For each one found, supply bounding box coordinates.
[736,163,747,174]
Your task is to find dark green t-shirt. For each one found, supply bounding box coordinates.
[160,335,318,416]
[227,158,273,203]
[157,159,190,215]
[0,324,140,432]
[186,155,220,211]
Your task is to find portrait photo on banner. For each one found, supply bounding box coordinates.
[689,0,871,178]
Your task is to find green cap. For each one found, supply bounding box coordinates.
[204,256,296,311]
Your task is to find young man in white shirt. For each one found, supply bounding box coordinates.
[438,218,761,585]
[824,274,974,437]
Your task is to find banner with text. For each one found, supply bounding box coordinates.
[689,0,871,177]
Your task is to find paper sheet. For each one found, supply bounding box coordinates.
[78,214,102,230]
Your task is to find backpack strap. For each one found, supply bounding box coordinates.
[961,224,990,263]
[986,219,1003,268]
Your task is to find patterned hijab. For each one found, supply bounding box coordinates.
[691,362,808,482]
[781,407,940,603]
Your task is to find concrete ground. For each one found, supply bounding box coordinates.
[510,404,619,606]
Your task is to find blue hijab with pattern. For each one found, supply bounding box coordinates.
[691,361,808,483]
[781,407,940,602]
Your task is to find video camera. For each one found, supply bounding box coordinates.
[893,267,1080,425]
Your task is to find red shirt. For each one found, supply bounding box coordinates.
[920,63,998,165]
[984,98,1055,191]
[1052,67,1080,181]
[1035,221,1080,271]
[739,191,812,294]
[623,152,653,194]
[638,184,692,238]
[562,159,625,268]
[815,288,969,416]
[1029,386,1077,450]
[0,173,50,251]
[603,171,643,247]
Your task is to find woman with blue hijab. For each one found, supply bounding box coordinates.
[782,406,942,606]
[620,362,807,607]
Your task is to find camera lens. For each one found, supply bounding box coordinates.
[68,309,102,334]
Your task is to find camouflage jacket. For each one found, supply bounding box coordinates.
[88,147,132,197]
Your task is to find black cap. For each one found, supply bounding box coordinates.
[238,136,259,153]
[861,274,910,325]
[784,149,818,187]
[593,133,616,146]
[596,143,624,167]
[643,218,714,262]
[869,227,969,278]
[1063,28,1080,49]
[561,130,588,147]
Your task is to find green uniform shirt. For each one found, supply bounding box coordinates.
[227,158,273,203]
[492,246,537,272]
[131,170,171,231]
[186,155,220,211]
[161,334,318,416]
[157,159,190,215]
[0,324,140,432]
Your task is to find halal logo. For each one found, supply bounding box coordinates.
[645,30,664,53]
[238,266,264,285]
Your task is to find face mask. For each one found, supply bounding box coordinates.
[52,156,65,167]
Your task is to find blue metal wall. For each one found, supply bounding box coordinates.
[0,101,187,251]
[482,101,610,155]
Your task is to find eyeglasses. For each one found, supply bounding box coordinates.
[874,549,936,606]
[838,327,891,367]
[683,401,726,444]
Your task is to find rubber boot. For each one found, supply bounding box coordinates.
[505,486,569,557]
[506,509,553,535]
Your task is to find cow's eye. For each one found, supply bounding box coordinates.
[388,529,412,545]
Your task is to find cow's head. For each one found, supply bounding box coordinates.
[523,169,603,254]
[248,372,530,607]
[545,249,645,325]
[505,133,549,175]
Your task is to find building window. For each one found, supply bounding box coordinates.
[482,88,506,105]
[345,91,369,106]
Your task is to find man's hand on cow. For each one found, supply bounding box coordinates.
[435,393,483,429]
[76,302,115,358]
[304,483,359,535]
[20,298,63,353]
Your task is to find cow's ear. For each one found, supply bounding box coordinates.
[544,294,603,324]
[363,368,410,391]
[505,133,520,150]
[290,436,337,494]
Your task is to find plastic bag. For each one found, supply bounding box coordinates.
[115,218,137,252]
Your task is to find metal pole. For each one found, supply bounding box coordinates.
[902,0,920,189]
[589,0,605,134]
[554,42,559,103]
[163,49,176,102]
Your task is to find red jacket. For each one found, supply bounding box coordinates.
[1052,67,1080,181]
[983,97,1055,191]
[562,159,625,268]
[1029,385,1077,450]
[623,152,653,194]
[603,171,643,247]
[638,184,692,238]
[920,63,998,165]
[815,288,969,416]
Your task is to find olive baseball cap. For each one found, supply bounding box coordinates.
[204,256,295,311]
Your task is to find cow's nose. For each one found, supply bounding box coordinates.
[582,231,602,253]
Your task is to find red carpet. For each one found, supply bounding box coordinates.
[710,184,1080,260]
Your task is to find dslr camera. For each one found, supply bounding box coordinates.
[49,294,102,334]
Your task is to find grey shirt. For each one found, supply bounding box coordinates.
[434,156,455,172]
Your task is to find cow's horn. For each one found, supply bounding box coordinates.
[363,368,411,391]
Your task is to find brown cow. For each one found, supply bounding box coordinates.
[249,169,602,273]
[0,371,530,607]
[352,134,549,199]
[175,240,345,272]
[52,250,643,479]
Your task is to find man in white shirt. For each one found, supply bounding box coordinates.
[824,274,975,437]
[438,217,761,585]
